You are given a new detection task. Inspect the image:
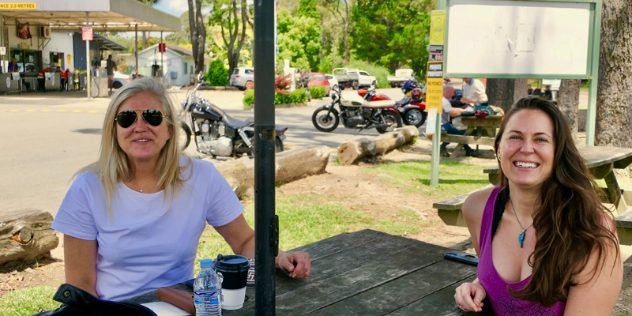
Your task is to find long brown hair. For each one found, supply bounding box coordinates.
[494,97,619,306]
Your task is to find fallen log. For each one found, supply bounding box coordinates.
[0,209,59,265]
[337,126,419,165]
[215,145,331,198]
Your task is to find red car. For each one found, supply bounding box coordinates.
[309,72,331,96]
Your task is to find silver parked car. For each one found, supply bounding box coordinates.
[229,67,254,90]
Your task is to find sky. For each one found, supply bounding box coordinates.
[153,0,188,17]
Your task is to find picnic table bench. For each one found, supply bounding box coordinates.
[433,146,632,244]
[128,229,490,315]
[451,115,502,154]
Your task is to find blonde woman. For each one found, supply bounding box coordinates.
[52,78,310,301]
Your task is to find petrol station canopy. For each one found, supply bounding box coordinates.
[0,0,181,32]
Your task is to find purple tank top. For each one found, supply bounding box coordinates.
[477,186,566,315]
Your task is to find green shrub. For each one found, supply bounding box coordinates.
[242,88,308,110]
[205,58,229,86]
[243,89,255,109]
[310,85,326,99]
[346,60,392,89]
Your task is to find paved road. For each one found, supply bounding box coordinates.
[0,88,412,217]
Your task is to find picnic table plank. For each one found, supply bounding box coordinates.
[384,275,493,316]
[308,260,476,316]
[230,240,451,315]
[452,116,502,153]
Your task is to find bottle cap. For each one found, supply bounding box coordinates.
[200,259,214,269]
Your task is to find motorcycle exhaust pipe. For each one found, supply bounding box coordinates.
[235,146,253,154]
[373,123,392,129]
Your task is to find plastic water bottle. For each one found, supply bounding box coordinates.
[194,259,222,316]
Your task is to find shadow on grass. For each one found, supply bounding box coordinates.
[418,179,490,185]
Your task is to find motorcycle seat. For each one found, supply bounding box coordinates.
[364,100,396,108]
[223,114,253,129]
[395,98,410,107]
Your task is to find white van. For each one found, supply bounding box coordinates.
[229,67,254,90]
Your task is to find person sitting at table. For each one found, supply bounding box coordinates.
[440,84,480,158]
[8,58,19,73]
[454,97,622,314]
[543,85,553,100]
[460,78,489,106]
[51,78,312,302]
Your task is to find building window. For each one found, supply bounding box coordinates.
[190,65,193,74]
[183,62,187,74]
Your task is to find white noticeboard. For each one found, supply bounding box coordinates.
[446,0,592,78]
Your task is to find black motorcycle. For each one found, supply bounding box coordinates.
[179,74,287,158]
[311,85,403,134]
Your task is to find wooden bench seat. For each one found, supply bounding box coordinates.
[433,185,494,227]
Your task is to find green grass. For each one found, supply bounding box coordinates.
[0,286,60,316]
[362,161,490,198]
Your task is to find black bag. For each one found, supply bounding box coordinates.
[33,284,156,316]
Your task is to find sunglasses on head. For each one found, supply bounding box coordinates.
[115,109,165,128]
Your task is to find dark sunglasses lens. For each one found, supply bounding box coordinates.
[142,110,163,126]
[116,111,137,128]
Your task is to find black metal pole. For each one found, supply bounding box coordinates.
[254,0,276,315]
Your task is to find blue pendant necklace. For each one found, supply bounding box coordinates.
[510,200,533,248]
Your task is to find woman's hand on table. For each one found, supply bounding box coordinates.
[455,281,486,312]
[277,251,311,279]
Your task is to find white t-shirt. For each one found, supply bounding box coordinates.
[463,79,488,103]
[51,157,244,301]
[441,97,453,125]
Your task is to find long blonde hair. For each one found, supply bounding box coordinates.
[78,78,189,219]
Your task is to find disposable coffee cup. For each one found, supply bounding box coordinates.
[215,254,250,310]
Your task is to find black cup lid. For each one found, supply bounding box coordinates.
[215,254,250,272]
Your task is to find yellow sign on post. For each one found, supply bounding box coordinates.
[0,3,36,10]
[430,10,446,45]
[425,62,444,113]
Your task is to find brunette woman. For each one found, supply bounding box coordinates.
[454,97,622,314]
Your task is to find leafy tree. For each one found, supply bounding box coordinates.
[276,9,321,71]
[350,0,432,76]
[208,0,252,80]
[318,0,353,64]
[165,12,191,45]
[205,58,229,86]
[188,0,207,80]
[297,0,320,19]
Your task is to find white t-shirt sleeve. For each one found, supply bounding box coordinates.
[51,173,98,240]
[201,161,244,227]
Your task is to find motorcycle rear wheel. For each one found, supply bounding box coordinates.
[403,109,427,127]
[377,112,402,134]
[312,108,339,132]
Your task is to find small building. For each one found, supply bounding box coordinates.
[124,44,210,87]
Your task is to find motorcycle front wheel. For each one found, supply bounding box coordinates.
[404,109,427,127]
[312,108,339,132]
[179,123,192,150]
[376,112,402,134]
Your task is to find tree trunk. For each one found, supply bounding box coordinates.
[486,79,528,112]
[337,126,418,165]
[595,0,632,147]
[557,79,581,142]
[187,0,206,83]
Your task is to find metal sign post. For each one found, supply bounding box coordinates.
[426,8,446,187]
[82,14,92,99]
[253,0,277,314]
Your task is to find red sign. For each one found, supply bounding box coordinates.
[82,25,93,41]
[158,43,166,53]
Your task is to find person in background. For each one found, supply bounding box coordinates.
[454,97,622,314]
[440,84,480,158]
[51,78,311,302]
[461,78,488,106]
[106,54,117,95]
[8,58,19,73]
[543,85,552,100]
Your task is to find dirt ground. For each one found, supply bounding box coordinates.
[2,137,632,315]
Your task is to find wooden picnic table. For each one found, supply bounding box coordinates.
[451,115,502,154]
[127,229,491,315]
